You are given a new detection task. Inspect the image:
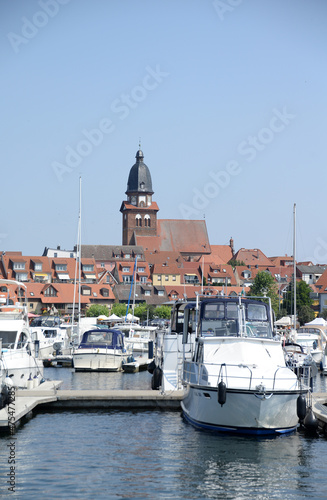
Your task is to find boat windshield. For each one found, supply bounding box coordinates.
[82,330,123,347]
[0,331,18,347]
[200,301,273,338]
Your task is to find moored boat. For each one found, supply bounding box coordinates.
[0,279,44,389]
[181,296,308,435]
[73,328,127,371]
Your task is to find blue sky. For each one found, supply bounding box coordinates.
[1,0,326,263]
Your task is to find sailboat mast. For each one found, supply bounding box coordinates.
[78,176,82,336]
[293,203,296,329]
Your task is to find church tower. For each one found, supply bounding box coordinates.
[120,149,159,245]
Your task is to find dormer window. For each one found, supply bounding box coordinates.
[82,265,94,272]
[13,262,25,270]
[55,264,67,271]
[140,182,145,189]
[44,286,57,297]
[34,263,42,271]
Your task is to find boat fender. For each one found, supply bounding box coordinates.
[147,359,156,374]
[303,408,319,433]
[218,380,226,406]
[151,367,162,390]
[0,385,10,409]
[297,394,306,422]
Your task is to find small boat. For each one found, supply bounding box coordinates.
[181,296,308,435]
[73,328,127,371]
[30,315,73,365]
[0,279,44,389]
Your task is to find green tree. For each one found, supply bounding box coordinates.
[228,259,246,267]
[320,308,327,320]
[111,303,130,318]
[86,304,110,317]
[134,302,149,322]
[283,280,313,315]
[297,305,315,326]
[247,271,279,314]
[155,305,172,319]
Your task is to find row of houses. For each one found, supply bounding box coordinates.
[1,244,327,316]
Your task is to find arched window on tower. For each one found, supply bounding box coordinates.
[135,214,142,227]
[144,214,151,227]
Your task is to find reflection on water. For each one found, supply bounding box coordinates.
[44,365,152,391]
[0,371,327,499]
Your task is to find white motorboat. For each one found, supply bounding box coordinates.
[30,315,73,364]
[73,328,128,371]
[0,279,43,389]
[181,296,308,436]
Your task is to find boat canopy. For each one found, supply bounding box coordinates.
[78,328,124,349]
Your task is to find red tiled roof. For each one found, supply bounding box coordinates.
[136,219,211,254]
[234,248,273,267]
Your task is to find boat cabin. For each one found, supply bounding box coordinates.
[78,329,125,350]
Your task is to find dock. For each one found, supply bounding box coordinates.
[311,392,327,434]
[0,381,62,431]
[2,382,327,435]
[0,382,184,432]
[122,356,151,373]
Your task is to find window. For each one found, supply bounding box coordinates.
[70,253,74,258]
[122,267,130,272]
[124,254,130,259]
[101,263,105,268]
[135,214,142,227]
[158,290,164,296]
[34,263,42,271]
[138,267,145,272]
[15,272,28,281]
[140,276,147,283]
[83,265,94,272]
[145,290,151,296]
[101,288,109,297]
[82,287,91,295]
[144,215,151,227]
[123,276,132,283]
[13,262,25,270]
[55,264,67,271]
[44,287,57,297]
[157,275,161,281]
[54,253,57,258]
[172,275,176,281]
[165,275,169,281]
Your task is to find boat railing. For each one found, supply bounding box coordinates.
[183,360,299,390]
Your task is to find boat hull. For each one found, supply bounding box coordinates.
[73,349,125,372]
[181,385,302,435]
[1,350,44,389]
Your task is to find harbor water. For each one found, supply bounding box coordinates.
[1,368,327,499]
